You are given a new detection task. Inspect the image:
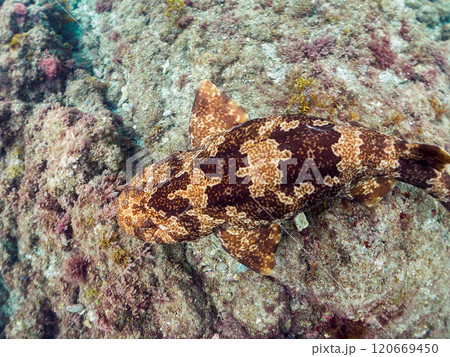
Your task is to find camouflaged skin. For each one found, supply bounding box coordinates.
[116,81,450,274]
[189,80,248,148]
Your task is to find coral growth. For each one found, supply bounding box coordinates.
[38,54,61,79]
[13,3,27,17]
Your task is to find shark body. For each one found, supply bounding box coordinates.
[116,80,450,274]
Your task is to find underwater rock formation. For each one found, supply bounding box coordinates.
[0,0,448,338]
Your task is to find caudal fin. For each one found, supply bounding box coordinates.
[395,142,450,211]
[397,142,450,171]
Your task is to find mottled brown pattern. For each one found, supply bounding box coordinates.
[349,177,397,206]
[217,223,281,275]
[190,80,248,148]
[116,80,450,275]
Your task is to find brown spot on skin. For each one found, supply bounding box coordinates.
[208,134,226,157]
[267,115,342,211]
[129,154,188,196]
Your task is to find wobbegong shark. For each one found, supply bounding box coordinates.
[116,80,450,275]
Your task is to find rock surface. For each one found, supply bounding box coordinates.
[0,0,448,338]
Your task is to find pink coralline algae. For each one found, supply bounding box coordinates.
[400,19,411,41]
[281,38,308,63]
[13,3,27,17]
[38,54,61,79]
[307,35,334,61]
[427,46,448,69]
[62,255,89,284]
[281,35,334,63]
[368,35,396,70]
[55,213,72,237]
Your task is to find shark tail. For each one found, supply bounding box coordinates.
[396,142,450,211]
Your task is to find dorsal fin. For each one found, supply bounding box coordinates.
[189,80,248,148]
[349,177,397,207]
[216,223,281,275]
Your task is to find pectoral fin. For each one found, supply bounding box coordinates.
[216,223,281,275]
[190,80,248,148]
[349,177,397,207]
